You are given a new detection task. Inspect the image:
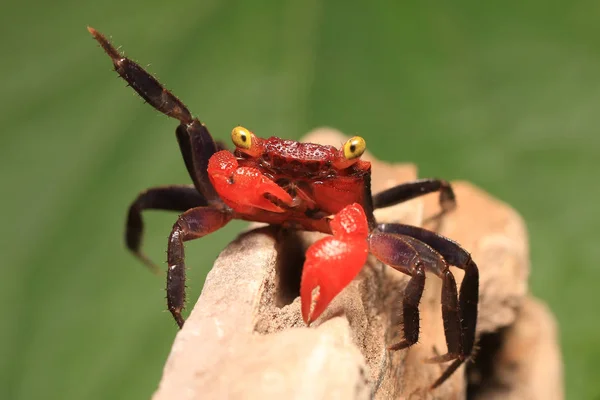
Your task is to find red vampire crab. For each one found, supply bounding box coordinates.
[89,27,479,389]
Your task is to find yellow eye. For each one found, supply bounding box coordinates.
[231,126,252,149]
[343,136,366,160]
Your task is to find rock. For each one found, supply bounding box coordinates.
[469,296,563,400]
[152,128,563,400]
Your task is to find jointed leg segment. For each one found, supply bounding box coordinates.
[377,223,479,388]
[126,185,207,273]
[89,27,239,327]
[88,27,223,206]
[368,232,461,355]
[372,178,456,222]
[167,207,233,327]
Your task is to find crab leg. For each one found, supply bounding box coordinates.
[369,233,461,354]
[88,27,222,206]
[377,223,479,389]
[300,203,370,324]
[126,185,207,273]
[373,178,456,222]
[167,207,233,327]
[208,150,294,213]
[174,122,221,202]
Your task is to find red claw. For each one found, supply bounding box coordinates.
[208,150,293,213]
[300,203,369,325]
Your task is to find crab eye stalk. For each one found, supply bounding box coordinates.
[230,126,264,157]
[333,136,367,170]
[343,136,366,160]
[231,126,252,149]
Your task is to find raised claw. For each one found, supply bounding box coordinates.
[300,203,369,324]
[208,150,293,213]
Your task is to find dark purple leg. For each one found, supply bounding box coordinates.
[377,223,479,389]
[125,185,206,273]
[369,233,461,359]
[372,179,456,222]
[167,207,233,327]
[88,27,223,206]
[388,261,425,351]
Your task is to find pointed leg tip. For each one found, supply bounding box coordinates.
[423,352,458,364]
[87,26,103,42]
[173,311,185,329]
[387,341,409,351]
[87,26,121,60]
[428,377,444,391]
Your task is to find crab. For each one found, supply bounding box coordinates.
[88,27,479,389]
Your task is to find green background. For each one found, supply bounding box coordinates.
[1,0,598,398]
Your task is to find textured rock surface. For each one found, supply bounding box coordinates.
[152,128,563,400]
[470,296,563,400]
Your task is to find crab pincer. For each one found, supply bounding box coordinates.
[300,203,370,325]
[208,150,293,213]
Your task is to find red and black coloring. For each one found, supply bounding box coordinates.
[88,27,479,389]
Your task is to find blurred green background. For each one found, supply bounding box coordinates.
[1,0,598,398]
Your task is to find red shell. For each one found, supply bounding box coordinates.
[214,136,372,233]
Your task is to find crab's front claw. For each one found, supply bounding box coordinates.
[208,150,293,213]
[300,203,370,325]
